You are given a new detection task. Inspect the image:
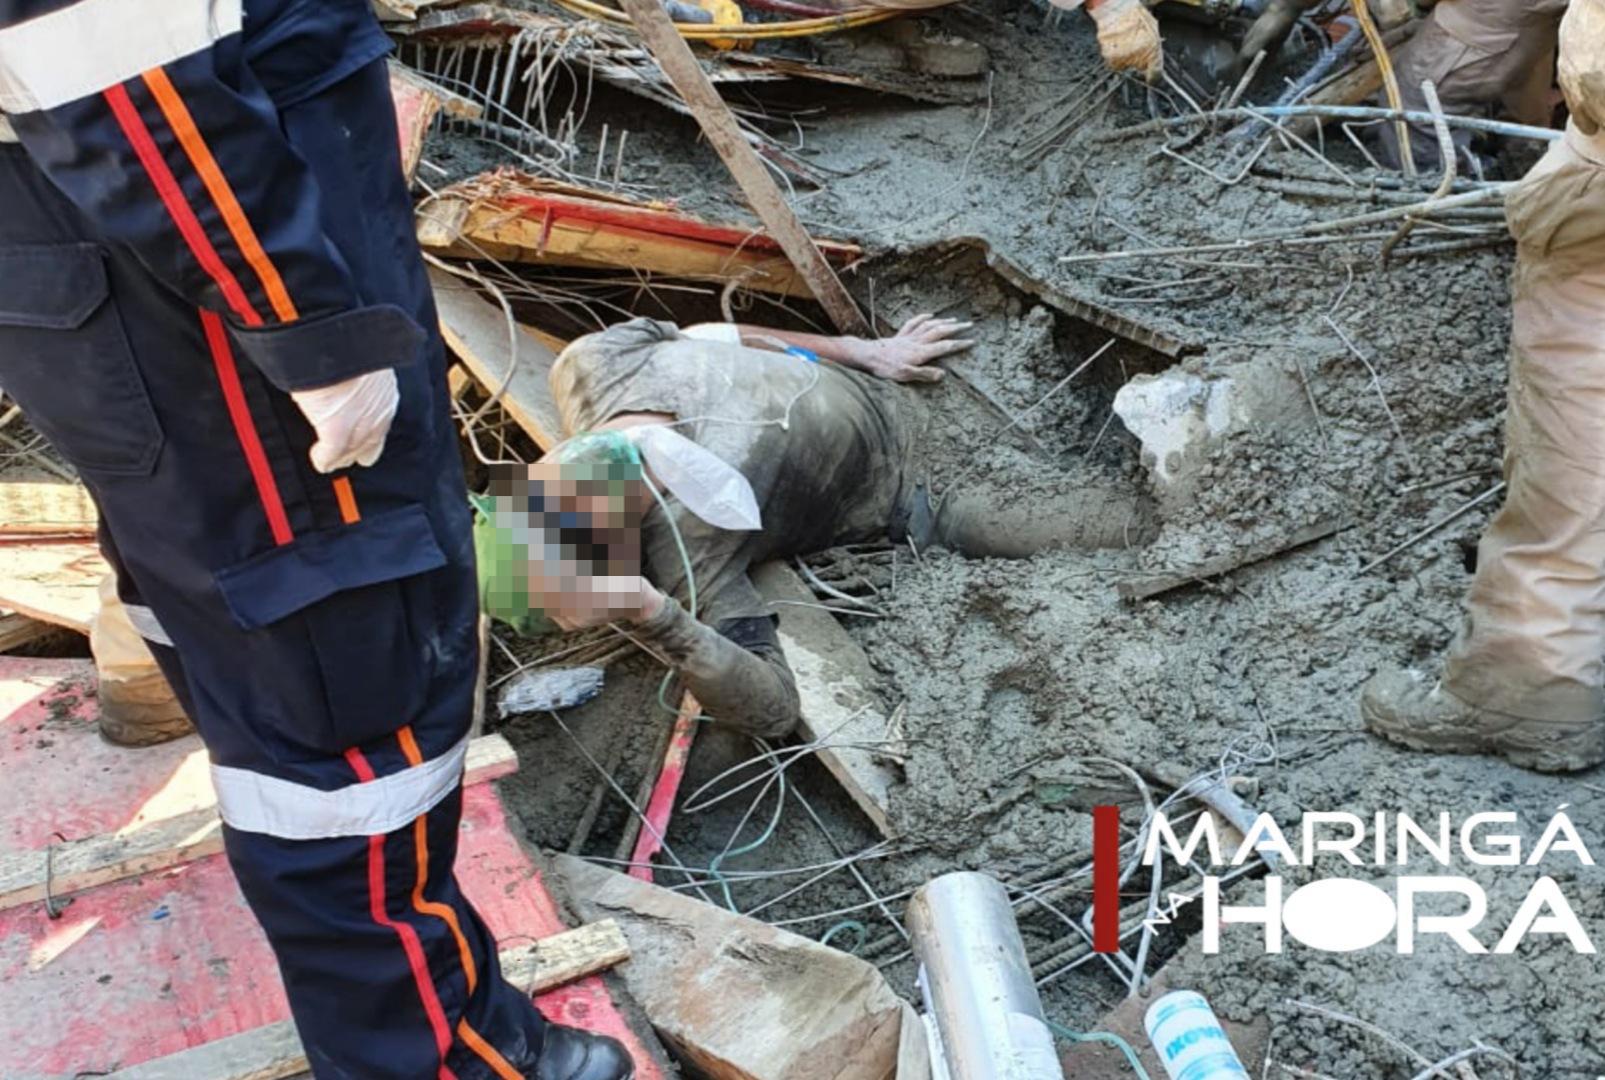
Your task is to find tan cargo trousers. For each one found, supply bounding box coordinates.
[1381,0,1566,168]
[1444,121,1605,723]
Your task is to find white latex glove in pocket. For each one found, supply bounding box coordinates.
[290,369,400,474]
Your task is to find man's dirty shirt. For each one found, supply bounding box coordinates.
[550,318,917,627]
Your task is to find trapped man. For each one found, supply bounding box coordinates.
[489,315,1154,738]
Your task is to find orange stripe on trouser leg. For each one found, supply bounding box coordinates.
[103,84,260,326]
[395,729,524,1079]
[346,746,460,1080]
[333,476,361,524]
[458,1020,525,1080]
[141,66,300,324]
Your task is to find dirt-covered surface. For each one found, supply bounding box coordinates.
[469,3,1604,1074]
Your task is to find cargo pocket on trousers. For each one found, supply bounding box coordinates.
[0,244,164,476]
[213,504,451,751]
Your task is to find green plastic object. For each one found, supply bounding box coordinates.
[472,490,554,638]
[471,430,645,638]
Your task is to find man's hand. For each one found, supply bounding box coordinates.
[1089,0,1163,82]
[543,575,663,632]
[290,369,400,473]
[852,314,975,383]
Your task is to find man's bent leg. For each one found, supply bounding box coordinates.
[926,484,1157,558]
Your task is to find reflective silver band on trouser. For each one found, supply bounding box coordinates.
[0,114,14,143]
[124,604,174,647]
[0,0,243,113]
[211,733,470,840]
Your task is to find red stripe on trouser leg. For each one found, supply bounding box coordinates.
[367,834,459,1080]
[1092,804,1120,953]
[349,746,460,1080]
[102,83,262,327]
[199,311,294,547]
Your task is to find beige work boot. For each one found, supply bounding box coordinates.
[1361,667,1605,773]
[97,672,194,747]
[92,576,193,748]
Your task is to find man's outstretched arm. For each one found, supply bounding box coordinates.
[710,313,975,383]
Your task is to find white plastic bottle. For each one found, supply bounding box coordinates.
[1144,991,1250,1080]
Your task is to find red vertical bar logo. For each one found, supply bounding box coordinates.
[1093,804,1120,953]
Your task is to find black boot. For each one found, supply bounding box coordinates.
[530,1023,634,1080]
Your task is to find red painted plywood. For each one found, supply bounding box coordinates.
[0,659,661,1079]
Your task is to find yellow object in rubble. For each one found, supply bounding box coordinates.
[546,0,900,40]
[694,0,745,50]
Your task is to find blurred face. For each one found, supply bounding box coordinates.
[485,457,648,627]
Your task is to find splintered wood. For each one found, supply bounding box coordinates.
[418,173,863,299]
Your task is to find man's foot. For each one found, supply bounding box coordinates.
[97,673,194,747]
[530,1023,633,1080]
[1360,667,1605,773]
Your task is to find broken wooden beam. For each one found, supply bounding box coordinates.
[750,561,899,839]
[389,62,443,183]
[0,734,519,912]
[429,265,566,452]
[613,0,870,335]
[1117,516,1352,601]
[105,921,630,1080]
[417,174,862,300]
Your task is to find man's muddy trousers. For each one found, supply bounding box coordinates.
[0,60,548,1078]
[1443,122,1605,727]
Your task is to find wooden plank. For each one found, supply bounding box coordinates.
[750,561,898,839]
[0,612,53,653]
[0,734,519,911]
[388,62,443,183]
[430,266,566,452]
[1117,516,1352,601]
[417,184,862,300]
[555,855,907,1080]
[105,922,630,1080]
[612,0,869,336]
[0,479,97,536]
[501,918,631,992]
[627,692,699,881]
[0,538,105,632]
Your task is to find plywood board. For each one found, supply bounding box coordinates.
[430,266,566,452]
[0,539,105,632]
[750,561,899,839]
[0,479,97,536]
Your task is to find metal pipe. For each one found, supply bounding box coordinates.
[907,872,1065,1080]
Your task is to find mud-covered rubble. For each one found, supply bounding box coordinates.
[437,0,1594,1073]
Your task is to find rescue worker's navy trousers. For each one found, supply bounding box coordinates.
[0,60,548,1079]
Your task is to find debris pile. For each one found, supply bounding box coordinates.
[2,0,1594,1075]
